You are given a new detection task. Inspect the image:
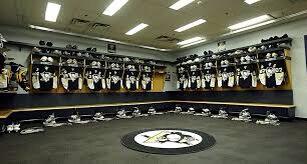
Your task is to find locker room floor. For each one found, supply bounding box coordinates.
[0,114,306,164]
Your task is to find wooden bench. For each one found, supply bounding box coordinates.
[0,100,295,119]
[170,100,295,108]
[0,101,172,119]
[170,100,295,119]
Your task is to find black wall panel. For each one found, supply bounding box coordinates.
[0,92,172,109]
[168,90,293,105]
[0,90,293,110]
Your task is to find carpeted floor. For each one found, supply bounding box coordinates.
[0,114,307,164]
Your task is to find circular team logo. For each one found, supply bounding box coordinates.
[134,130,203,149]
[121,128,216,155]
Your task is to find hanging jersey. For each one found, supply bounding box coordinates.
[237,64,256,88]
[202,68,216,89]
[141,65,153,90]
[264,62,276,88]
[274,60,286,86]
[218,67,235,88]
[61,67,83,91]
[106,70,123,90]
[0,69,8,89]
[32,65,57,91]
[177,66,189,90]
[85,68,104,91]
[106,62,123,90]
[189,65,201,89]
[259,64,266,86]
[124,64,139,91]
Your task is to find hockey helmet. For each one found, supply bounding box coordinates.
[272,52,278,58]
[47,57,54,63]
[40,56,48,62]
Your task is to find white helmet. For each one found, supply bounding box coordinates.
[40,56,48,62]
[72,59,78,65]
[66,59,73,64]
[47,57,54,63]
[272,53,278,58]
[208,62,213,67]
[194,58,200,63]
[91,61,97,66]
[245,55,251,62]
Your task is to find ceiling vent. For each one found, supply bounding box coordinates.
[91,22,111,29]
[155,35,180,42]
[71,18,90,26]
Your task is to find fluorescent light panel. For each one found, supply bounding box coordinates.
[228,15,272,30]
[244,0,261,5]
[229,20,276,34]
[175,19,207,32]
[103,0,129,16]
[180,39,206,48]
[45,2,61,22]
[125,23,148,35]
[177,37,203,45]
[169,0,195,10]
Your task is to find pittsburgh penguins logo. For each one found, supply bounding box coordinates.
[122,128,216,154]
[144,131,198,145]
[134,130,203,148]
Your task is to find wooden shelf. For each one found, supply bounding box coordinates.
[214,37,292,55]
[173,100,295,108]
[7,40,174,64]
[32,61,59,66]
[175,39,292,65]
[32,51,60,58]
[60,63,84,68]
[85,65,106,69]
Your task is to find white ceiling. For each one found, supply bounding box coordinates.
[0,0,307,50]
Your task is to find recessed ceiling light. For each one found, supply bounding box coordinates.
[228,15,272,30]
[177,37,203,45]
[169,0,195,10]
[45,2,61,22]
[244,0,261,5]
[180,39,206,48]
[125,23,149,35]
[103,0,129,16]
[175,19,207,32]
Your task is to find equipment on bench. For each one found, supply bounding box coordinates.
[211,110,228,119]
[68,112,91,124]
[93,112,114,121]
[132,107,148,117]
[181,107,196,115]
[43,113,72,127]
[117,109,133,119]
[231,109,252,122]
[194,108,211,117]
[169,106,182,113]
[20,127,45,135]
[6,123,20,133]
[132,107,142,117]
[256,111,280,126]
[148,107,163,115]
